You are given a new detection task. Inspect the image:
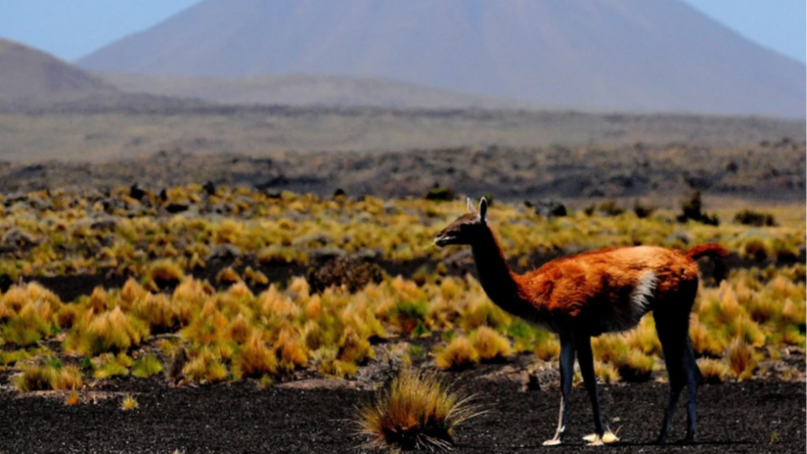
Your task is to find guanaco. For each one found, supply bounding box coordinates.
[433,198,727,446]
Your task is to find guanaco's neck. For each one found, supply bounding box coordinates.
[470,226,543,321]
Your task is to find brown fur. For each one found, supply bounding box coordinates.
[514,245,705,335]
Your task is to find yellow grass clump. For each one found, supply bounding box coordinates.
[244,266,269,286]
[338,326,374,364]
[434,336,480,370]
[534,335,561,361]
[121,395,139,411]
[234,333,277,378]
[64,388,80,406]
[356,368,482,451]
[148,259,186,287]
[92,353,132,379]
[181,301,229,346]
[120,278,148,306]
[132,293,178,332]
[594,361,621,384]
[13,362,83,392]
[726,338,758,381]
[182,350,229,384]
[697,358,730,383]
[132,354,163,378]
[66,307,148,356]
[274,328,309,371]
[470,326,512,362]
[216,267,242,285]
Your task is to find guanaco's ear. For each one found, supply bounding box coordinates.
[478,197,488,222]
[466,197,477,214]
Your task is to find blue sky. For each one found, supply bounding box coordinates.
[0,0,804,64]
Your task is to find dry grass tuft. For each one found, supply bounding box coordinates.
[121,395,139,411]
[64,388,80,406]
[594,361,621,384]
[132,354,163,378]
[697,358,730,383]
[182,350,228,384]
[132,293,178,332]
[274,328,309,371]
[726,338,758,380]
[13,362,83,392]
[67,307,148,355]
[434,336,479,370]
[355,368,482,452]
[534,336,560,361]
[149,259,185,287]
[216,267,242,285]
[234,333,277,378]
[470,326,512,362]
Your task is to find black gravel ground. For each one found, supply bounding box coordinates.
[0,376,803,454]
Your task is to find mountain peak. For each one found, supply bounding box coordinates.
[0,38,116,99]
[77,0,805,118]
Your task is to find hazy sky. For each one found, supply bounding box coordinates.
[0,0,805,64]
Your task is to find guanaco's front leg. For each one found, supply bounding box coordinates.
[543,333,575,446]
[576,334,620,446]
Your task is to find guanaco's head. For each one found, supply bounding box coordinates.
[433,197,488,247]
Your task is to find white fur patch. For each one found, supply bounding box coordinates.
[631,272,657,315]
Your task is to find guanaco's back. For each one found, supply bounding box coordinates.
[516,245,726,335]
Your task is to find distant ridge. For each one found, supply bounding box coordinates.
[78,0,806,118]
[0,38,117,100]
[99,73,533,109]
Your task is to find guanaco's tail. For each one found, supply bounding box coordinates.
[686,244,730,282]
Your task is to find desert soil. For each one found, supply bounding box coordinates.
[0,372,803,454]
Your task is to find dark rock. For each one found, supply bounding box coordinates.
[130,184,146,200]
[166,203,189,214]
[203,181,216,196]
[309,247,347,262]
[2,228,37,249]
[207,244,242,261]
[534,199,567,218]
[90,217,118,231]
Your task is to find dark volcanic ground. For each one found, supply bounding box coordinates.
[0,375,803,454]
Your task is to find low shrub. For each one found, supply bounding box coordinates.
[132,354,163,378]
[434,336,479,370]
[470,327,512,362]
[355,368,481,451]
[307,257,384,294]
[733,210,777,227]
[697,358,729,384]
[726,338,757,380]
[182,349,228,384]
[234,333,277,378]
[13,362,83,392]
[121,395,139,411]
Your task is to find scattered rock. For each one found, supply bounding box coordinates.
[1,229,37,249]
[522,371,541,392]
[203,181,216,196]
[207,244,242,261]
[166,347,188,386]
[534,199,567,218]
[309,247,347,262]
[166,203,189,214]
[90,216,118,231]
[129,184,146,200]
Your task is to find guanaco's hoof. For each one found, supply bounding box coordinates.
[583,431,619,445]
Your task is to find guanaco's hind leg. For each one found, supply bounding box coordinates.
[543,333,575,446]
[683,336,700,442]
[654,305,699,444]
